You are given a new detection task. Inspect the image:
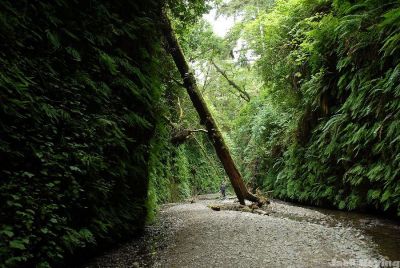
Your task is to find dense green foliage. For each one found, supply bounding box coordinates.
[0,1,165,266]
[228,0,400,215]
[147,87,224,220]
[147,1,224,219]
[0,0,221,267]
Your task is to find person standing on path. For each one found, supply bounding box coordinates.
[220,180,226,199]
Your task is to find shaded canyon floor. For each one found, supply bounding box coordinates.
[84,194,400,268]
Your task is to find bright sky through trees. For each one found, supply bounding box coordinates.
[203,8,234,37]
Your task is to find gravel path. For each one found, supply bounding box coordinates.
[85,196,385,268]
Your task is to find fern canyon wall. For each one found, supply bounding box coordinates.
[0,1,221,267]
[230,0,400,216]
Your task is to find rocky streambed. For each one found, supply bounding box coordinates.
[83,195,400,268]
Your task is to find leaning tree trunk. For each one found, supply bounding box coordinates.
[160,12,260,205]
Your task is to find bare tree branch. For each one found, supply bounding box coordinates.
[171,129,208,145]
[211,59,251,102]
[201,65,211,93]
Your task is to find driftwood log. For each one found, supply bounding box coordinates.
[208,204,270,216]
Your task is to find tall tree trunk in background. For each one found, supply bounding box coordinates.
[160,12,260,205]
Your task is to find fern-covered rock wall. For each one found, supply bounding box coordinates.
[0,0,223,266]
[233,0,400,216]
[0,1,167,267]
[147,86,224,220]
[274,0,400,213]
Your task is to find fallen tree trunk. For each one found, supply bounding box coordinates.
[161,12,261,205]
[208,204,270,215]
